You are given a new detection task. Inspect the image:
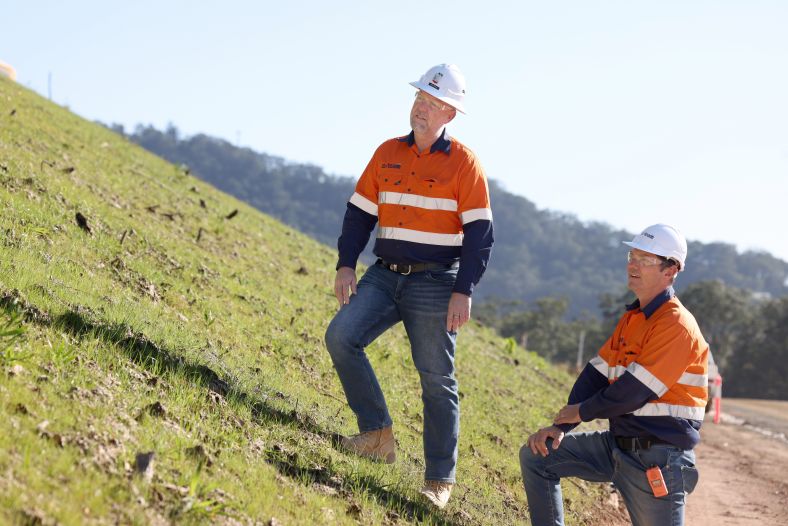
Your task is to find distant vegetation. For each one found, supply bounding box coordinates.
[477,281,788,399]
[120,124,788,400]
[121,124,788,319]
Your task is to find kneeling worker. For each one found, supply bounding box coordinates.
[520,224,708,526]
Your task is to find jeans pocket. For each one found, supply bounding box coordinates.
[424,269,458,284]
[634,446,670,470]
[681,465,699,494]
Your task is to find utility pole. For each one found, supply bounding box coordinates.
[575,330,586,373]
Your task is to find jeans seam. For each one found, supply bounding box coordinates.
[546,478,557,523]
[364,360,388,429]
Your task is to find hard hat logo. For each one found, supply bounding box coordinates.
[428,71,445,90]
[410,64,468,114]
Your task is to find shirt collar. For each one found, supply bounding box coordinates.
[626,287,674,319]
[399,128,452,154]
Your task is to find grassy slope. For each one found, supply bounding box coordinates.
[0,76,609,525]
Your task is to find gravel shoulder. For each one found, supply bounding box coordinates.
[686,399,788,526]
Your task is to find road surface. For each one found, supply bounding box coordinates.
[686,398,788,525]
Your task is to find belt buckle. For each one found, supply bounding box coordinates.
[389,263,411,275]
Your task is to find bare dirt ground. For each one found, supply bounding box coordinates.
[686,398,788,526]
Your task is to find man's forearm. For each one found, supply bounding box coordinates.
[337,203,377,269]
[454,219,493,295]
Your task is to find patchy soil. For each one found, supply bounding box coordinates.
[686,399,788,526]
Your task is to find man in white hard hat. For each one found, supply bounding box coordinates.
[325,64,493,509]
[519,224,708,525]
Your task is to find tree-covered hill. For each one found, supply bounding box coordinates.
[123,124,788,318]
[3,74,631,524]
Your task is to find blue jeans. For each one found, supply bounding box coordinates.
[519,431,699,526]
[325,262,459,482]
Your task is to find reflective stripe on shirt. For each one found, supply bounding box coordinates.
[461,208,493,224]
[379,191,458,212]
[629,362,668,397]
[632,402,705,420]
[590,356,608,377]
[378,226,464,246]
[349,192,378,216]
[677,372,708,387]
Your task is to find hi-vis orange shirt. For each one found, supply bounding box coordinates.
[337,130,494,295]
[567,288,709,450]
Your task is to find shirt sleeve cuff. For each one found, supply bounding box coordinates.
[336,258,357,271]
[578,402,593,422]
[452,279,474,296]
[555,423,578,433]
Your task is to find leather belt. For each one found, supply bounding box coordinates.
[376,258,458,276]
[615,436,670,451]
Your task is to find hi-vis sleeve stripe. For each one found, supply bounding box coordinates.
[378,226,464,246]
[628,363,668,397]
[590,356,608,377]
[349,192,378,216]
[632,403,705,420]
[379,191,458,212]
[608,364,626,381]
[678,372,708,387]
[460,208,493,224]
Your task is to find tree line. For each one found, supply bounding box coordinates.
[113,123,788,399]
[477,280,787,399]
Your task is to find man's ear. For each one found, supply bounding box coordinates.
[446,108,457,124]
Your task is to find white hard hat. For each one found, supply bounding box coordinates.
[623,223,688,270]
[409,63,467,114]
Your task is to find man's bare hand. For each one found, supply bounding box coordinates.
[334,267,357,307]
[446,292,471,332]
[526,425,565,457]
[553,403,582,425]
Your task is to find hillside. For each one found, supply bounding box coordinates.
[0,77,623,524]
[122,125,788,318]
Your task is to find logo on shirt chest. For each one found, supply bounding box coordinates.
[381,162,401,170]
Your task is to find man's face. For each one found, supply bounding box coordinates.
[626,249,675,298]
[410,90,455,137]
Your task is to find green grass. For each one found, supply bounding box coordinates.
[0,75,609,525]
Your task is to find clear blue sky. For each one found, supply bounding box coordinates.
[4,1,788,262]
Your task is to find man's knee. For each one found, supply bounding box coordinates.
[519,441,554,477]
[325,317,347,355]
[519,443,537,471]
[325,316,351,359]
[419,371,457,400]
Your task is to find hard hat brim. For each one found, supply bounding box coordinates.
[409,81,466,114]
[622,240,685,270]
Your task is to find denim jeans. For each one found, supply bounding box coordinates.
[519,431,699,526]
[325,262,459,482]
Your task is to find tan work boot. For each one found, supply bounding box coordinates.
[340,426,396,464]
[420,480,453,509]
